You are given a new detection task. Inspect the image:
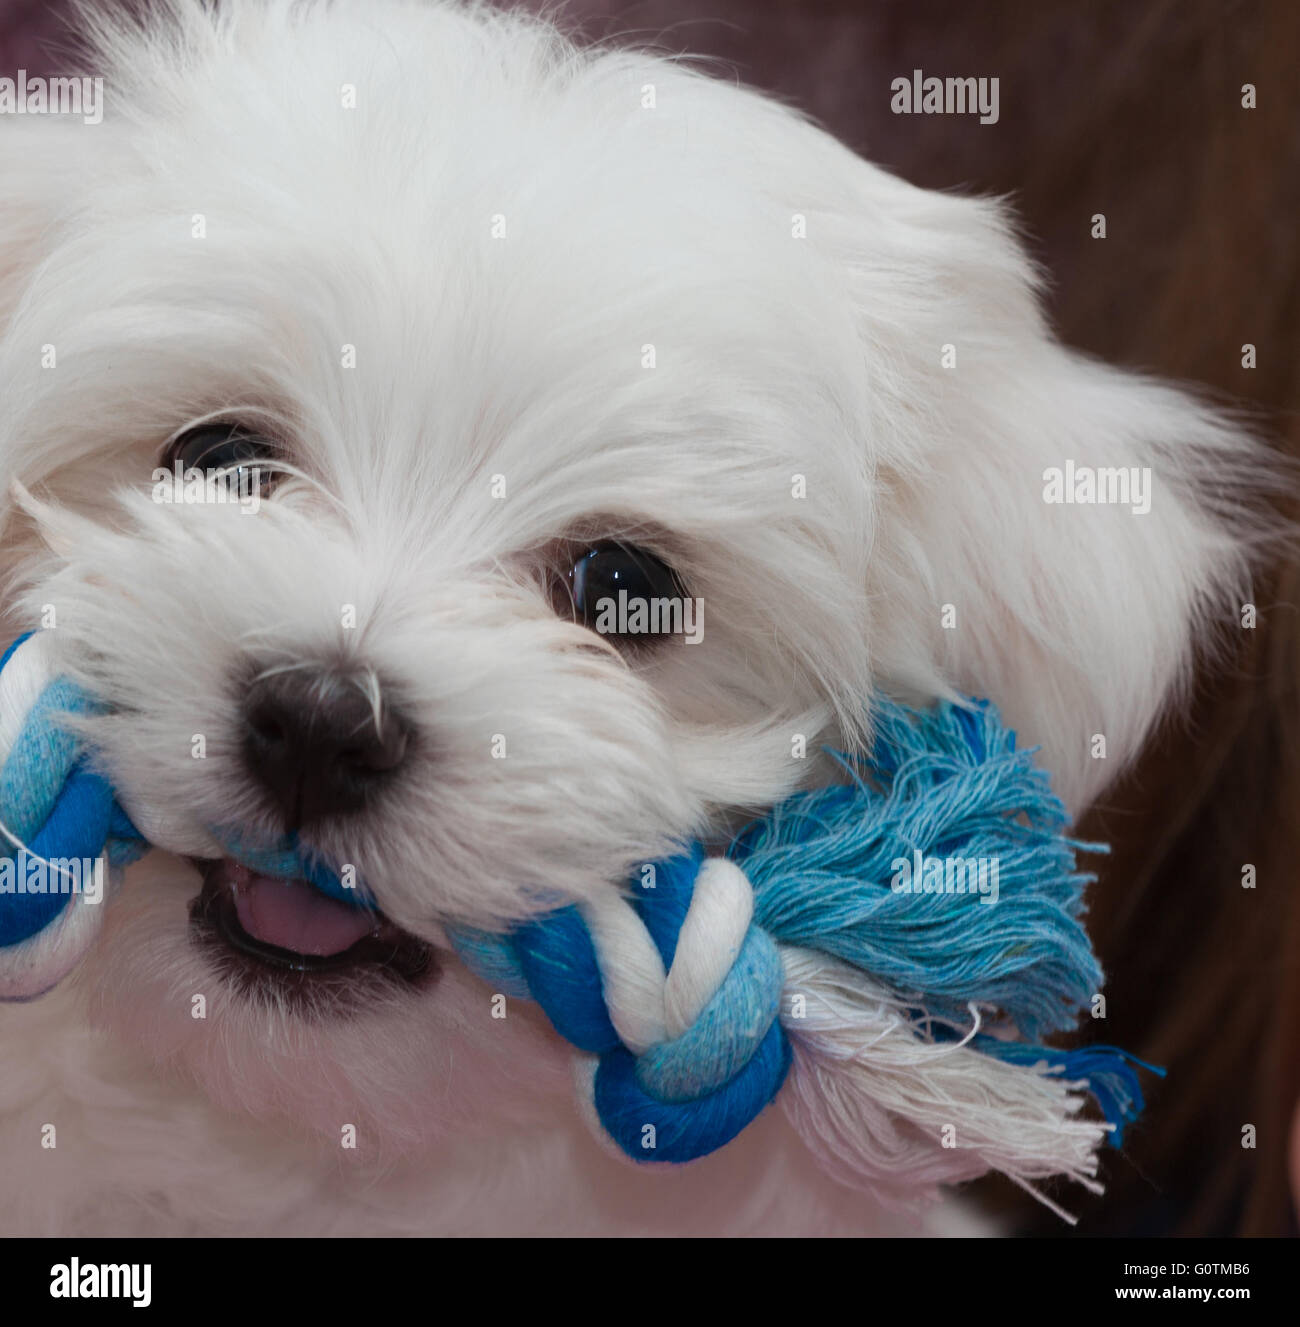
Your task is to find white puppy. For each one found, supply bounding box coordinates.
[0,0,1268,1235]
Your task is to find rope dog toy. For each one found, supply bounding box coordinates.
[0,629,1156,1215]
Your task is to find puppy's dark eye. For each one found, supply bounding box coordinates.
[567,542,685,639]
[162,423,278,492]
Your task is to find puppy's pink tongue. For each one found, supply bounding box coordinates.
[233,872,374,956]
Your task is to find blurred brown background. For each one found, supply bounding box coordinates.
[3,0,1297,1235]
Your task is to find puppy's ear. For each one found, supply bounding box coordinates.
[0,119,105,327]
[846,178,1272,812]
[0,117,116,553]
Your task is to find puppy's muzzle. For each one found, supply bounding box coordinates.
[241,668,411,830]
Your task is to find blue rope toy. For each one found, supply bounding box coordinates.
[0,630,1157,1214]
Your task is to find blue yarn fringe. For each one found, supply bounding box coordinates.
[975,1037,1165,1146]
[731,696,1106,1043]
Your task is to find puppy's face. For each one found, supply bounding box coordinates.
[0,1,1256,1150]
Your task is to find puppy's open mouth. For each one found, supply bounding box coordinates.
[189,858,436,1001]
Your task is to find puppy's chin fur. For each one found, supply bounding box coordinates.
[0,0,1278,1234]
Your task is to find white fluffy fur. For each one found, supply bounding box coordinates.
[0,0,1270,1234]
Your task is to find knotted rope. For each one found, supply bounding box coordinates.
[0,630,1157,1215]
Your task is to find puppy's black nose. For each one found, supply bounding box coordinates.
[241,669,411,830]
